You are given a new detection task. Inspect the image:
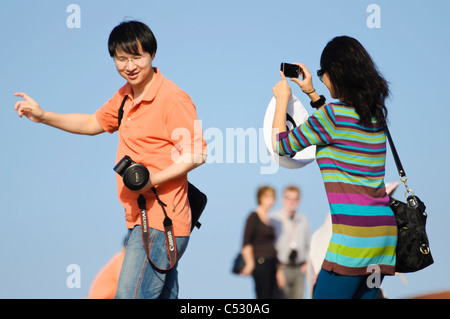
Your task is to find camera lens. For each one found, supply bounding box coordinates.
[123,164,149,190]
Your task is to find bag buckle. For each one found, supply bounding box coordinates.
[420,244,430,255]
[400,175,414,198]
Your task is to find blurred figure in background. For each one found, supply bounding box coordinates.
[88,237,127,299]
[270,185,310,299]
[240,186,283,299]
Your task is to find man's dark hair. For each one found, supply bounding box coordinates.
[320,36,389,126]
[108,21,157,57]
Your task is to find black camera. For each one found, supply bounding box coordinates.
[114,155,150,191]
[281,62,303,78]
[288,249,298,266]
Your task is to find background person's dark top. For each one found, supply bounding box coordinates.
[243,212,277,259]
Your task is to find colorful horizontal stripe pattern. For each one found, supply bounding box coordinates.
[277,102,397,276]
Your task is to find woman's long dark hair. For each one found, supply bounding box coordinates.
[320,36,389,126]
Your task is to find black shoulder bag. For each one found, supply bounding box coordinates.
[118,95,207,271]
[386,126,433,273]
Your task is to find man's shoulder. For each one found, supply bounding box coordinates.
[159,73,192,102]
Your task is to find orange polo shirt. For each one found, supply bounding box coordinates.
[95,68,207,236]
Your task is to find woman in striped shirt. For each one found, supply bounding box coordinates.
[272,36,396,299]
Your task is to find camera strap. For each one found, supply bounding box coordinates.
[118,95,128,127]
[137,189,177,272]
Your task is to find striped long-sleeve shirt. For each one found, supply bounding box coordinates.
[276,102,397,276]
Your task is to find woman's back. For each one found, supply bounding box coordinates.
[277,101,397,276]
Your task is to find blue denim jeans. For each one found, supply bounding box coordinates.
[115,226,189,299]
[313,269,385,299]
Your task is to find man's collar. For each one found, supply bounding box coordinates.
[282,209,301,222]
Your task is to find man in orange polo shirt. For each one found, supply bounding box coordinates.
[14,21,207,299]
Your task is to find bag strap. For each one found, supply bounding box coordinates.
[385,126,405,178]
[118,95,128,127]
[385,126,414,198]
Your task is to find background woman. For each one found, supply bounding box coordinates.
[241,186,283,299]
[272,36,397,299]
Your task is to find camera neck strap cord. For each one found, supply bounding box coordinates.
[137,188,177,271]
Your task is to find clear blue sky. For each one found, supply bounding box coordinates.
[1,0,449,299]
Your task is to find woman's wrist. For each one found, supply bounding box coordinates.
[307,91,320,102]
[303,88,315,95]
[310,94,326,109]
[274,96,289,115]
[276,94,290,105]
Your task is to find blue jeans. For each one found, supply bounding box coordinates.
[115,226,189,299]
[313,269,384,299]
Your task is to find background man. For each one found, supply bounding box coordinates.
[270,185,310,299]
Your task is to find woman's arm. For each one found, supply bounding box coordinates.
[240,214,257,276]
[240,244,255,276]
[272,64,333,156]
[271,72,291,151]
[290,63,325,107]
[272,63,321,147]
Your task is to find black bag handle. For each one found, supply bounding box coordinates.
[385,126,414,198]
[385,126,406,178]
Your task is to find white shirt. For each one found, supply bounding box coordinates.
[270,209,311,265]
